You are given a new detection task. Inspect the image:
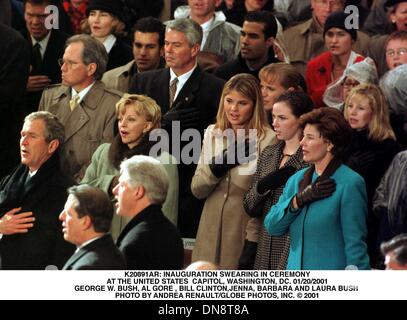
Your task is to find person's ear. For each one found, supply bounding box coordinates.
[48,139,60,154]
[265,36,275,49]
[190,43,200,58]
[327,142,334,153]
[143,121,153,133]
[135,185,145,199]
[82,215,93,231]
[87,62,97,77]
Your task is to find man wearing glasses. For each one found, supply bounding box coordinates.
[39,34,122,182]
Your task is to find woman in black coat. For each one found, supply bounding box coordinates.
[343,83,400,268]
[82,0,133,71]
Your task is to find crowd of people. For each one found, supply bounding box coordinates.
[1,0,407,271]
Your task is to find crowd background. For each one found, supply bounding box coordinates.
[1,0,407,271]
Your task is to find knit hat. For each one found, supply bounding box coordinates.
[323,11,357,41]
[86,0,124,21]
[384,0,406,9]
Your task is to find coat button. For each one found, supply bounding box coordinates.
[224,194,227,198]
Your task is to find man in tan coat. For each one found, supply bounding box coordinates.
[282,0,370,75]
[39,34,121,182]
[102,17,166,93]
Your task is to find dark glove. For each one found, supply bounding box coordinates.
[178,108,200,129]
[257,166,296,195]
[296,178,336,208]
[238,240,258,270]
[209,138,256,178]
[345,150,376,172]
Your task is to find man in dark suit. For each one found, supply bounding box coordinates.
[60,184,126,270]
[0,111,75,269]
[113,155,184,270]
[0,22,30,181]
[130,18,224,238]
[23,0,69,113]
[214,10,280,81]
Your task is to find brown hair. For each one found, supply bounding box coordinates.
[300,107,352,157]
[215,73,270,137]
[81,12,127,37]
[385,30,407,48]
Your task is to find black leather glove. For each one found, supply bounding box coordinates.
[162,107,201,130]
[238,240,258,270]
[209,139,256,178]
[345,150,376,172]
[295,178,336,208]
[257,166,296,195]
[178,108,200,129]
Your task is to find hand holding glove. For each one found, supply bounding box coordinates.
[209,138,256,178]
[257,166,296,195]
[238,240,258,270]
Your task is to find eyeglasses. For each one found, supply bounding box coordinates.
[58,58,81,68]
[341,80,360,88]
[385,48,407,57]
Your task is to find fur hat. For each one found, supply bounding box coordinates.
[86,0,124,21]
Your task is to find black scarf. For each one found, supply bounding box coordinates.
[298,156,342,193]
[108,133,159,170]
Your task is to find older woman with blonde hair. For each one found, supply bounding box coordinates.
[343,83,400,267]
[191,73,276,269]
[81,0,132,71]
[81,94,178,240]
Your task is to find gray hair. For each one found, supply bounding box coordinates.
[65,34,108,80]
[165,18,202,47]
[68,184,113,233]
[120,155,169,205]
[24,111,65,144]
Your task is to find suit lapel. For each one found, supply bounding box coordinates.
[172,66,203,108]
[62,235,110,270]
[62,248,87,270]
[150,69,171,114]
[64,82,105,142]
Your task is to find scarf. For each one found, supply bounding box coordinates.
[298,156,342,193]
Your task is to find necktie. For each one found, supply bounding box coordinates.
[69,94,80,111]
[31,42,43,75]
[169,77,178,107]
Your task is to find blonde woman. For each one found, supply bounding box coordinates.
[343,84,400,268]
[191,73,276,269]
[81,94,178,240]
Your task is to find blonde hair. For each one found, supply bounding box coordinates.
[344,84,396,142]
[215,73,269,137]
[259,62,307,92]
[115,94,161,130]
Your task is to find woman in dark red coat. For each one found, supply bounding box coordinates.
[306,11,364,108]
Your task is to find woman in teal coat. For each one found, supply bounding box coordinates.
[265,108,370,270]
